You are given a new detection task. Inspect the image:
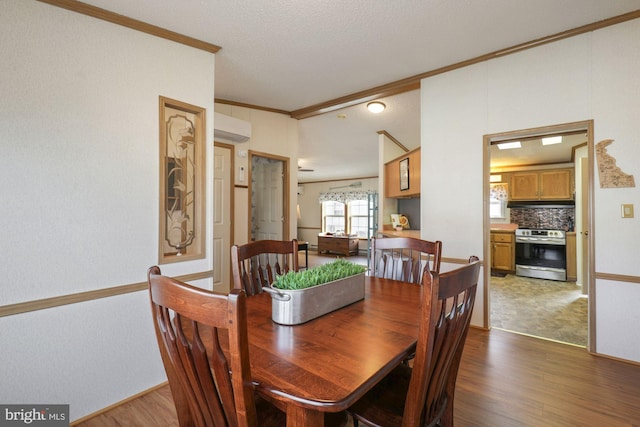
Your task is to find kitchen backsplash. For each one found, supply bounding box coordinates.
[397,197,420,229]
[510,207,575,231]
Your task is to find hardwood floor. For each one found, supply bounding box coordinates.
[74,328,640,426]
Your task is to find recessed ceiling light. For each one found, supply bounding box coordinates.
[542,136,563,145]
[497,141,521,150]
[367,101,386,113]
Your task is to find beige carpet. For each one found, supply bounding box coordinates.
[490,274,587,346]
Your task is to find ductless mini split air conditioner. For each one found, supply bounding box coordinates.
[214,112,251,143]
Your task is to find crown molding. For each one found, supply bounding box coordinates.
[215,99,291,116]
[290,9,640,119]
[37,0,221,54]
[377,130,410,152]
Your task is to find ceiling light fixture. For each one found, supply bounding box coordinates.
[367,101,386,113]
[497,141,521,150]
[542,136,563,145]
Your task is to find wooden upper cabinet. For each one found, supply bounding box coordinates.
[385,158,401,197]
[510,172,538,200]
[510,168,573,201]
[539,170,572,200]
[385,148,420,198]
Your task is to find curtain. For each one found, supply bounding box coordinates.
[490,183,508,201]
[319,190,377,203]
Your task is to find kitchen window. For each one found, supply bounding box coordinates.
[490,183,508,219]
[490,198,506,219]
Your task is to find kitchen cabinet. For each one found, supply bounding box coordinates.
[491,230,515,273]
[385,148,420,198]
[510,168,573,200]
[566,232,577,281]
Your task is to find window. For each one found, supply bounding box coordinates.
[348,200,369,238]
[489,183,508,219]
[489,198,506,219]
[322,201,345,233]
[321,199,369,237]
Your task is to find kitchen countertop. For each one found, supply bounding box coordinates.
[490,223,518,232]
[378,229,421,239]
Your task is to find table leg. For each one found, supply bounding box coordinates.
[287,405,324,427]
[305,246,308,269]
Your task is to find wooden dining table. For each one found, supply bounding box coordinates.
[245,276,423,427]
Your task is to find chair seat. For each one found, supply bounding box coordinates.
[348,364,412,427]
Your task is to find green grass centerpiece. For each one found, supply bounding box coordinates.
[265,259,367,325]
[272,259,367,290]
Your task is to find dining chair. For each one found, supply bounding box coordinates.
[231,239,299,296]
[348,256,481,427]
[369,236,443,283]
[147,266,286,427]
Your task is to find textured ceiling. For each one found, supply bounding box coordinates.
[77,0,640,180]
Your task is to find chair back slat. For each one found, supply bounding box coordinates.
[370,237,443,284]
[402,256,480,427]
[232,240,299,296]
[148,266,259,427]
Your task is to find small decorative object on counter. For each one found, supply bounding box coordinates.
[391,213,411,229]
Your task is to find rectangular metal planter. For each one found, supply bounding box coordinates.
[263,273,365,325]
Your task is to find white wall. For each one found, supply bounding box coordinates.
[0,1,215,420]
[421,20,640,362]
[214,104,299,245]
[590,19,640,361]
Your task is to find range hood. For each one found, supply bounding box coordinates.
[507,200,575,208]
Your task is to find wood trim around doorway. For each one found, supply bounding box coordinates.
[483,119,595,352]
[247,150,291,241]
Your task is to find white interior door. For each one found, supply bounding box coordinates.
[213,145,232,293]
[252,158,284,241]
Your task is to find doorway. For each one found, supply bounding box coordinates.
[484,120,595,351]
[213,142,234,293]
[248,151,290,242]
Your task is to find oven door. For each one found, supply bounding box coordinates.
[515,239,566,281]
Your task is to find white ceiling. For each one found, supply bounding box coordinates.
[490,133,588,169]
[79,0,640,181]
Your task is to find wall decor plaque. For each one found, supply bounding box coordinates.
[159,97,206,263]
